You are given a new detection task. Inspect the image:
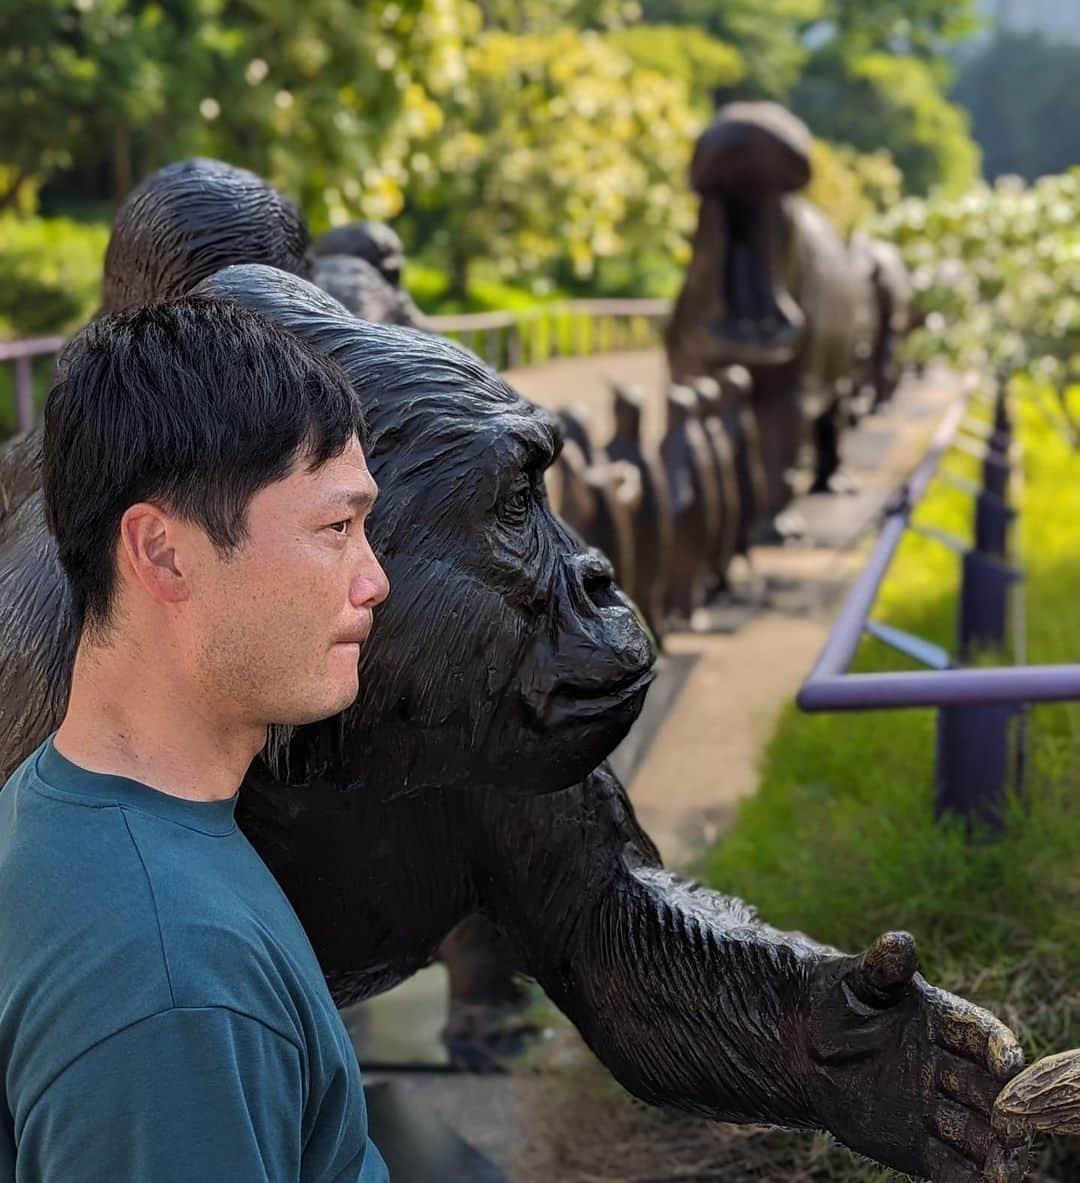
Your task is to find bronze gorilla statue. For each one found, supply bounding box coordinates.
[312,222,426,328]
[312,254,426,329]
[666,101,875,525]
[100,158,313,315]
[0,265,1031,1183]
[314,221,406,288]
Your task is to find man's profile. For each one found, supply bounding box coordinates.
[0,297,390,1181]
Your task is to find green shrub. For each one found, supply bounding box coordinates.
[0,216,109,339]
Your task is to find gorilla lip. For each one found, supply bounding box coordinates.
[549,668,655,721]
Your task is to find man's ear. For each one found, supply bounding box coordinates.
[117,502,192,606]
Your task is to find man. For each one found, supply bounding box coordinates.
[0,297,390,1181]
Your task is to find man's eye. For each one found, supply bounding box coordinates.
[329,520,351,536]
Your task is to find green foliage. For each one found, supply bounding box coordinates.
[0,216,108,338]
[0,0,466,226]
[792,48,980,195]
[827,0,978,57]
[637,0,825,96]
[403,27,703,298]
[698,393,1079,1056]
[608,25,744,109]
[805,139,903,236]
[952,33,1080,183]
[877,170,1080,373]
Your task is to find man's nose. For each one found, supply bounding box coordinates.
[349,549,390,609]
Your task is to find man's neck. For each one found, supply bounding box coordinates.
[55,639,264,804]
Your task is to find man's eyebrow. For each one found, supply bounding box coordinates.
[322,485,378,512]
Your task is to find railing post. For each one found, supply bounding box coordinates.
[958,550,1021,658]
[973,490,1015,558]
[14,356,34,434]
[935,703,1017,830]
[506,322,522,370]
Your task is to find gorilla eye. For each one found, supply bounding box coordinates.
[500,484,532,526]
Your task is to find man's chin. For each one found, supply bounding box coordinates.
[272,683,360,728]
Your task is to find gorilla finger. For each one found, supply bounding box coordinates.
[931,1101,993,1167]
[935,1048,1005,1115]
[852,931,919,1005]
[925,1136,983,1183]
[986,1026,1025,1083]
[926,987,1019,1076]
[990,1105,1029,1149]
[984,1142,1029,1183]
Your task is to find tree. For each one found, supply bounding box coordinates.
[951,32,1080,182]
[791,48,980,195]
[403,26,703,298]
[0,0,465,225]
[608,24,744,110]
[636,0,826,97]
[826,0,977,56]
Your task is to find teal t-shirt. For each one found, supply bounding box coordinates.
[0,734,388,1183]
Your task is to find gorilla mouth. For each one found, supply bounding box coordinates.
[546,668,655,726]
[708,192,805,363]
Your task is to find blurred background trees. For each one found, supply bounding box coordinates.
[1,0,1076,335]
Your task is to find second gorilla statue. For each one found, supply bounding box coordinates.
[0,262,1029,1183]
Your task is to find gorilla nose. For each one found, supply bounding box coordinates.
[575,549,623,611]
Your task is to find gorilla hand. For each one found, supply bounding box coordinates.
[805,932,1028,1183]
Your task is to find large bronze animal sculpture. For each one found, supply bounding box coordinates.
[0,155,514,1065]
[666,101,875,526]
[0,265,1036,1183]
[100,158,312,315]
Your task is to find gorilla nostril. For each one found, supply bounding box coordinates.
[583,565,622,611]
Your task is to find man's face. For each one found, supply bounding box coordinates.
[185,435,389,728]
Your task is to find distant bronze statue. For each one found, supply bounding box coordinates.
[314,222,406,288]
[605,383,671,642]
[693,377,742,591]
[0,264,1037,1183]
[715,365,769,558]
[661,386,720,620]
[666,102,875,526]
[313,254,426,329]
[549,407,640,597]
[312,221,426,328]
[865,236,914,409]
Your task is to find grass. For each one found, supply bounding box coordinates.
[698,382,1079,1008]
[516,379,1079,1182]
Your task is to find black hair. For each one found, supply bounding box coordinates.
[42,295,366,635]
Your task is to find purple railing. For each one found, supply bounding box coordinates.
[797,373,1080,826]
[1,300,672,436]
[0,336,65,435]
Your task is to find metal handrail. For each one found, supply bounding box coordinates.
[2,300,673,437]
[796,373,1080,826]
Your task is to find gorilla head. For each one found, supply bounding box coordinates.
[313,222,405,288]
[197,265,655,797]
[101,159,312,314]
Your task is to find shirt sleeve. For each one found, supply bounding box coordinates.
[16,1006,305,1183]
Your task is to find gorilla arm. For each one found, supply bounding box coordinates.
[476,764,1027,1183]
